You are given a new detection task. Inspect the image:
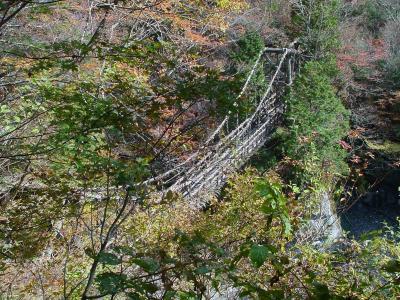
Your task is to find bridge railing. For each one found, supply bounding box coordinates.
[147,47,299,207]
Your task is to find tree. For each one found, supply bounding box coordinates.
[290,0,342,58]
[284,60,350,178]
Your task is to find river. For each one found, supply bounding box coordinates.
[341,174,400,238]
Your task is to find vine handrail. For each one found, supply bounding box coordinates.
[149,46,300,207]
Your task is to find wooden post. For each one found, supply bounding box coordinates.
[287,56,293,85]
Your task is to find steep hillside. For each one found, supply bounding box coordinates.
[0,1,399,299]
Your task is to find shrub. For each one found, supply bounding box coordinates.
[231,30,264,64]
[291,0,341,58]
[383,19,400,88]
[284,60,350,177]
[362,1,387,34]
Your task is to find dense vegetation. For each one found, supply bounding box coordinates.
[0,0,399,299]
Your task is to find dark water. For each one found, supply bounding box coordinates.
[341,184,400,239]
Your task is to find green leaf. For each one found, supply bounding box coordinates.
[281,215,292,236]
[139,282,158,293]
[84,247,96,259]
[95,272,127,294]
[113,246,135,256]
[383,260,400,273]
[126,292,142,300]
[165,190,177,202]
[125,280,158,295]
[257,289,285,300]
[249,244,271,268]
[178,291,197,300]
[195,266,211,275]
[0,105,10,114]
[360,230,383,241]
[255,181,271,198]
[131,258,160,273]
[98,252,122,266]
[280,255,290,265]
[164,291,177,300]
[312,282,330,300]
[260,201,275,214]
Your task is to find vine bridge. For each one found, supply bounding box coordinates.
[149,46,299,208]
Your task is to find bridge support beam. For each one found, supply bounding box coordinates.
[287,57,293,85]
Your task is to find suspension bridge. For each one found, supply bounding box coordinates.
[0,46,299,208]
[147,46,300,208]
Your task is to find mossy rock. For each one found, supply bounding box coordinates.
[366,139,400,154]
